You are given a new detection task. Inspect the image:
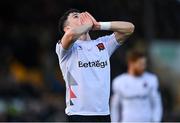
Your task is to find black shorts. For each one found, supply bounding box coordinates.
[66,115,111,122]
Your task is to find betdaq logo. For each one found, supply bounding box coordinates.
[78,60,108,68]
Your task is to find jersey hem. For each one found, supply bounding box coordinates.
[66,111,110,116]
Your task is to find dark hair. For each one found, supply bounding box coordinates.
[58,9,80,34]
[126,50,146,62]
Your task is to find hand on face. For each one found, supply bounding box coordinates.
[79,12,100,30]
[85,12,100,30]
[79,12,93,30]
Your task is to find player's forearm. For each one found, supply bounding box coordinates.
[110,21,134,35]
[93,21,134,44]
[60,24,91,49]
[95,21,134,34]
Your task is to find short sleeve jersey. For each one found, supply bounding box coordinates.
[56,33,120,115]
[112,72,161,121]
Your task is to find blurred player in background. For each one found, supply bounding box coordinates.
[111,51,163,122]
[56,9,134,122]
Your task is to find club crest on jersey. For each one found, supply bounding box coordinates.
[96,43,105,51]
[143,82,148,88]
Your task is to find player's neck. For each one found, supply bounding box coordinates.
[78,33,91,41]
[128,68,141,77]
[128,69,135,76]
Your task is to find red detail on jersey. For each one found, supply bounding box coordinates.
[70,87,76,98]
[96,43,105,51]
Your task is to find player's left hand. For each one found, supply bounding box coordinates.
[79,12,93,31]
[85,12,100,30]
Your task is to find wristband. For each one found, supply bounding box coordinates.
[99,22,111,30]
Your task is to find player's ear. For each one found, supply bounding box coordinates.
[64,26,71,32]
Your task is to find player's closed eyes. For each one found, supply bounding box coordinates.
[72,13,79,19]
[73,15,78,18]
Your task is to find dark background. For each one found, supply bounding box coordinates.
[0,0,180,121]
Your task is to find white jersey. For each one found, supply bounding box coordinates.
[111,72,162,122]
[56,34,120,115]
